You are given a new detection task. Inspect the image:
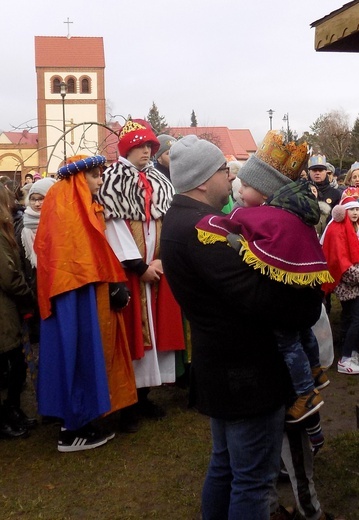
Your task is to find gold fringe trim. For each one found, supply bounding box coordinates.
[239,238,334,287]
[197,229,228,244]
[197,229,334,287]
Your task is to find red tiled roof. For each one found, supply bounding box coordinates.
[35,36,105,68]
[166,126,257,160]
[230,129,257,153]
[4,130,38,145]
[103,124,257,163]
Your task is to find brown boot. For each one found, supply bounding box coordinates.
[311,366,330,390]
[285,389,324,423]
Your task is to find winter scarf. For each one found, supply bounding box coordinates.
[21,206,41,268]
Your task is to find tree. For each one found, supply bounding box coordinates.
[190,110,198,127]
[198,132,221,148]
[309,109,351,169]
[351,115,359,161]
[147,102,167,135]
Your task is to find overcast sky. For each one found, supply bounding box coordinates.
[1,0,356,143]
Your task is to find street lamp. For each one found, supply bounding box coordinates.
[283,113,290,142]
[267,109,274,130]
[60,81,67,163]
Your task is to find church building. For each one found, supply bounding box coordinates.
[35,35,106,174]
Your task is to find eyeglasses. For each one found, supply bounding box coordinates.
[217,165,230,176]
[29,197,45,204]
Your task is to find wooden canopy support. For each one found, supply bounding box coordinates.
[311,0,359,52]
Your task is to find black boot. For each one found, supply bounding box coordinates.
[137,388,166,419]
[0,406,29,438]
[119,404,139,433]
[4,404,38,429]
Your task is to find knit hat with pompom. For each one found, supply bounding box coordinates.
[332,189,359,222]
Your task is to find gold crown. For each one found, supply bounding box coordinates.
[256,130,309,180]
[119,119,146,139]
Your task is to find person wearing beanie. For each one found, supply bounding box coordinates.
[98,119,185,432]
[34,155,137,451]
[153,134,177,180]
[23,173,33,185]
[160,134,322,519]
[321,188,359,375]
[189,131,331,519]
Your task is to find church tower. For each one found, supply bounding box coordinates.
[35,35,106,174]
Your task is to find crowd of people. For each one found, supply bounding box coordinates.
[1,122,358,519]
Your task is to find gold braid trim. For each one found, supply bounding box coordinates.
[239,238,334,287]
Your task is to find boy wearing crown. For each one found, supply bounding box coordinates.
[197,131,331,423]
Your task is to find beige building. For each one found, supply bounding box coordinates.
[0,130,39,184]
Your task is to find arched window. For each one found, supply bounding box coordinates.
[67,77,76,93]
[52,77,61,94]
[81,77,91,94]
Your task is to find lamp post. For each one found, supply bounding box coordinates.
[60,81,67,163]
[267,109,274,130]
[283,113,290,142]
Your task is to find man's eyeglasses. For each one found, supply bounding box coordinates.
[217,165,230,176]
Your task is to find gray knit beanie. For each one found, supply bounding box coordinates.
[29,177,57,198]
[170,135,225,193]
[238,155,291,198]
[154,134,177,160]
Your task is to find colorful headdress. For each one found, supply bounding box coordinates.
[57,155,107,179]
[118,119,160,158]
[256,130,309,180]
[238,131,309,197]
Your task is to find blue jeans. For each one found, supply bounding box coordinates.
[275,328,318,396]
[201,406,285,520]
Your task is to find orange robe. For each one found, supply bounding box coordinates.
[35,173,137,414]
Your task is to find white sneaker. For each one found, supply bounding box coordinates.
[337,358,359,374]
[351,351,359,365]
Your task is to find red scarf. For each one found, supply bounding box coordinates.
[138,171,154,229]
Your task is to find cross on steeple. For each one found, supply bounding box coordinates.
[64,17,73,39]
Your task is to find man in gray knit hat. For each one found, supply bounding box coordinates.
[153,134,177,180]
[160,134,322,520]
